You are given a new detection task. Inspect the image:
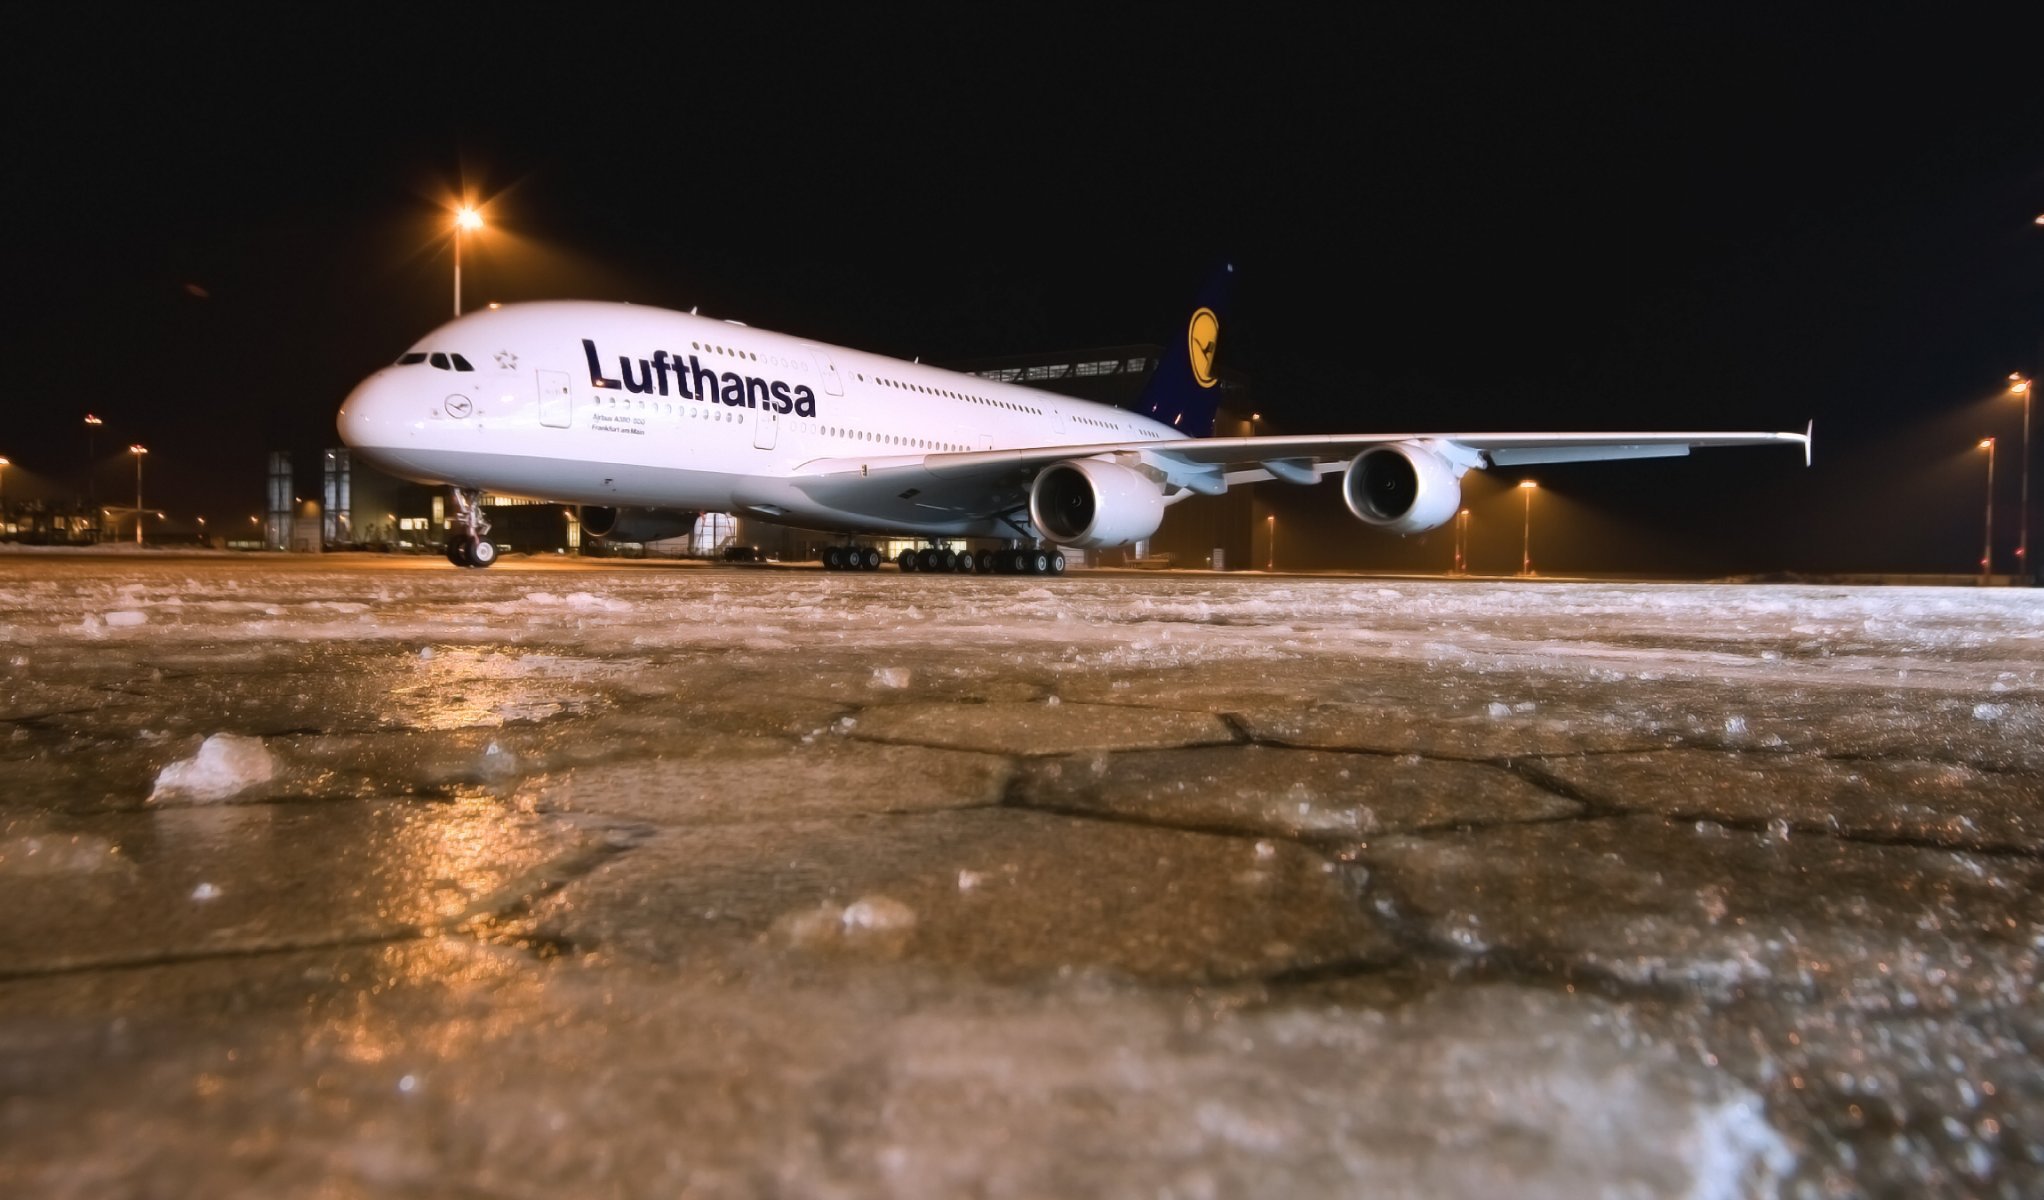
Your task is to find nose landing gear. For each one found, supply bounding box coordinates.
[444,487,496,569]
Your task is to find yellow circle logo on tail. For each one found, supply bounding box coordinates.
[1187,307,1220,389]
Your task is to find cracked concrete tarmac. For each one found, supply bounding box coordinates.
[1,554,2040,1197]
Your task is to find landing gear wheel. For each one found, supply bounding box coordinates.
[898,549,919,572]
[976,550,998,574]
[824,547,845,571]
[446,541,472,568]
[1048,552,1066,576]
[937,549,958,571]
[468,538,497,568]
[862,547,882,571]
[1005,550,1029,574]
[954,550,976,574]
[917,548,939,572]
[1026,550,1051,575]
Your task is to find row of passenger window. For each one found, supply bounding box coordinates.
[597,395,743,422]
[822,426,966,452]
[860,373,1044,416]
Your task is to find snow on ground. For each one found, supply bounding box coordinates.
[1,555,2040,1198]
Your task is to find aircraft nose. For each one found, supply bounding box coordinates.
[336,372,409,450]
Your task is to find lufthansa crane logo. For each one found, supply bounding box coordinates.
[1187,307,1220,389]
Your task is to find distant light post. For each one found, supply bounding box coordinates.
[83,414,102,535]
[1980,437,1997,580]
[0,456,10,533]
[1518,480,1538,576]
[1453,507,1470,574]
[129,444,147,545]
[2010,374,2032,583]
[1265,513,1276,571]
[452,204,484,317]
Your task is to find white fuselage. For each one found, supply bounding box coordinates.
[338,301,1187,537]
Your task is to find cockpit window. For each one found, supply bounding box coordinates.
[449,353,475,372]
[396,352,427,365]
[429,352,451,370]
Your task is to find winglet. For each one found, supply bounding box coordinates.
[1804,419,1814,467]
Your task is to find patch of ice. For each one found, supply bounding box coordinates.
[190,882,221,901]
[103,610,147,627]
[872,667,911,689]
[150,733,276,802]
[776,894,918,956]
[1972,703,2005,722]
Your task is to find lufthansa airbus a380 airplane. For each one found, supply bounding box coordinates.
[337,264,1809,572]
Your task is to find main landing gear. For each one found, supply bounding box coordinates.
[894,544,1068,576]
[821,545,884,571]
[444,487,497,569]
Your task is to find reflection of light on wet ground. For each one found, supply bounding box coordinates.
[385,800,538,923]
[310,941,538,1072]
[384,648,614,731]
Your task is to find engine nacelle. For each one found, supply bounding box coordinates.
[1028,459,1167,549]
[1341,445,1463,535]
[577,506,700,543]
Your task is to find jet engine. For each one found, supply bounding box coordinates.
[576,506,701,543]
[1341,444,1462,535]
[1028,460,1167,549]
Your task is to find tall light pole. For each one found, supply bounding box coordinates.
[130,444,147,545]
[1453,508,1470,574]
[2010,374,2032,583]
[1518,480,1538,576]
[0,456,10,534]
[83,414,101,537]
[1265,513,1276,571]
[1980,438,1997,581]
[452,204,484,317]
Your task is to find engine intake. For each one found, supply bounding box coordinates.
[1341,445,1462,535]
[1028,460,1166,549]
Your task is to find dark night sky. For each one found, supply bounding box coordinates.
[7,9,2043,574]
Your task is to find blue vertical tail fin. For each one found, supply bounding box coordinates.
[1137,262,1237,437]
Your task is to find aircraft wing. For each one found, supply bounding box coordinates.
[774,427,1811,523]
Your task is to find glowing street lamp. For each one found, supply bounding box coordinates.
[1453,508,1470,574]
[1518,480,1538,576]
[1980,437,1997,580]
[130,444,147,545]
[452,204,485,318]
[1265,513,1277,571]
[0,455,10,531]
[83,413,102,529]
[2010,374,2032,582]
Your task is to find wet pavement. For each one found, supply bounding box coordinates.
[1,552,2040,1197]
